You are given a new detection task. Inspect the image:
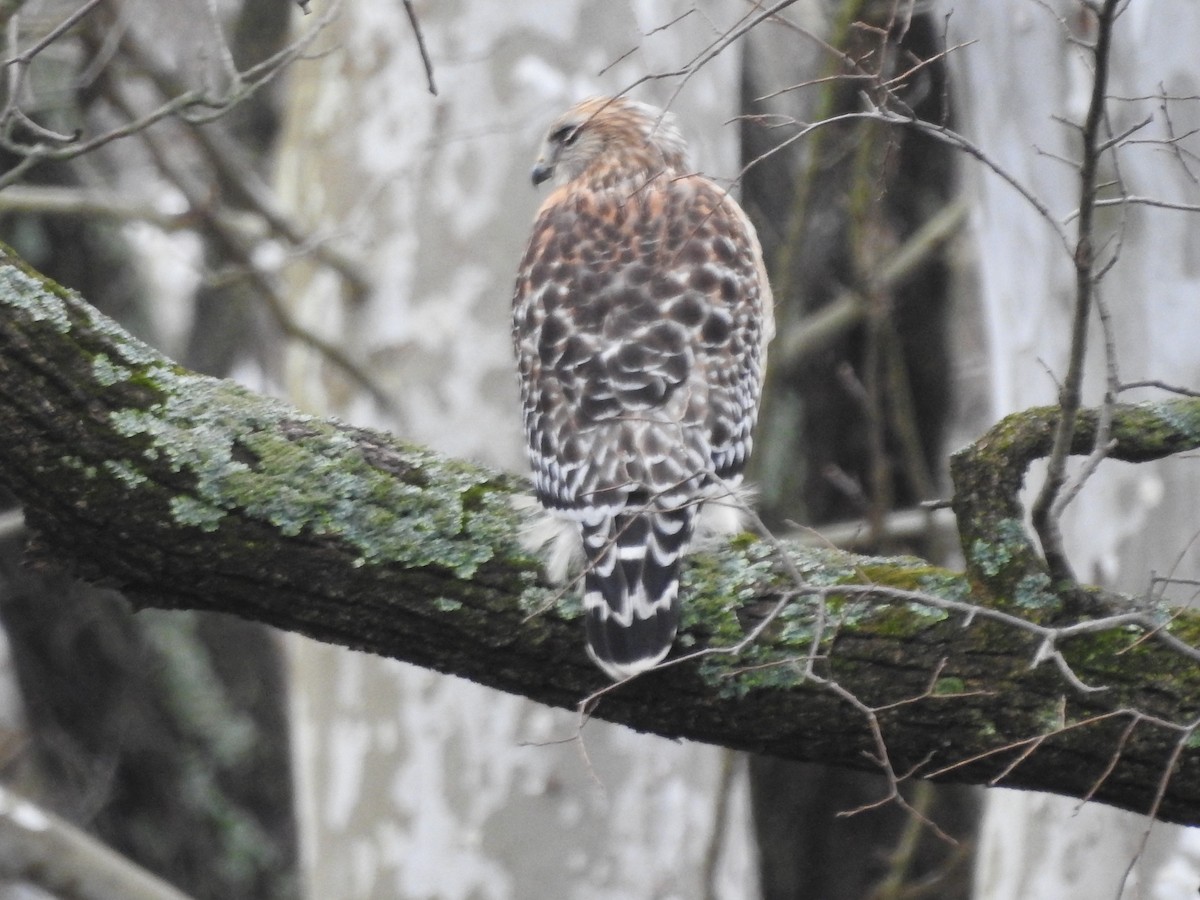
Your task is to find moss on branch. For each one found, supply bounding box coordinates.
[3,245,1200,825]
[950,400,1200,607]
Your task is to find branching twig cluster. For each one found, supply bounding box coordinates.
[1029,0,1123,586]
[0,0,406,407]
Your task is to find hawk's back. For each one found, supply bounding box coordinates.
[513,97,772,680]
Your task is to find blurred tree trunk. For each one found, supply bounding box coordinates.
[274,2,760,897]
[943,1,1200,896]
[743,5,978,897]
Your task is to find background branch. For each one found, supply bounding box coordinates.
[0,782,195,900]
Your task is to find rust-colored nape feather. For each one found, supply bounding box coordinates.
[529,96,692,191]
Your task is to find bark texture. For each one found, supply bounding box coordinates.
[3,247,1200,827]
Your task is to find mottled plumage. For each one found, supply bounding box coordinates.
[513,97,773,680]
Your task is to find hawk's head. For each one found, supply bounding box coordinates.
[531,96,691,189]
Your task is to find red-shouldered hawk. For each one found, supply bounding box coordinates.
[513,96,773,681]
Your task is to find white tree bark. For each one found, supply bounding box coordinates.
[275,3,758,897]
[943,2,1200,897]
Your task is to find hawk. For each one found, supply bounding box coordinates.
[512,96,773,681]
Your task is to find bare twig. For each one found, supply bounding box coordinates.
[1047,105,1131,525]
[819,675,958,846]
[112,21,370,300]
[93,65,395,414]
[0,0,343,167]
[1120,380,1200,397]
[1070,195,1200,218]
[402,0,437,96]
[1030,0,1122,586]
[1,0,104,140]
[2,0,102,66]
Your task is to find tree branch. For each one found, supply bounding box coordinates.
[3,246,1200,826]
[0,782,195,900]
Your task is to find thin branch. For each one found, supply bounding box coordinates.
[1120,380,1200,397]
[1048,98,1133,526]
[201,0,241,90]
[774,196,967,369]
[1067,195,1200,219]
[0,783,196,900]
[1,0,103,66]
[819,675,958,846]
[1097,113,1152,152]
[112,21,370,300]
[402,0,437,96]
[616,0,803,115]
[0,183,242,231]
[0,0,343,165]
[1030,0,1122,586]
[94,67,395,414]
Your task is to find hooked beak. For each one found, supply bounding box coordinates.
[531,158,554,186]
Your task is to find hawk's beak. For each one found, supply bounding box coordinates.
[531,159,554,187]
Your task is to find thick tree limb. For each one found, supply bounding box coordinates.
[3,246,1200,825]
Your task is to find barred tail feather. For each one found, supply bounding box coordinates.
[582,508,696,681]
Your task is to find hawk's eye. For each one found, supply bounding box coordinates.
[551,124,580,147]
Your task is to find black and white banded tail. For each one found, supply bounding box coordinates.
[581,506,697,680]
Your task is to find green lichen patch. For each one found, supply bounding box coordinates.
[1164,615,1200,652]
[0,252,171,375]
[853,601,948,639]
[970,517,1029,577]
[1013,571,1059,611]
[709,654,809,698]
[73,297,173,368]
[684,545,980,689]
[170,495,228,532]
[916,569,973,602]
[102,459,148,489]
[512,577,559,616]
[821,559,958,635]
[0,262,71,332]
[790,545,864,586]
[685,542,886,691]
[774,596,827,646]
[92,353,133,386]
[682,536,779,638]
[1145,398,1200,447]
[108,371,515,578]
